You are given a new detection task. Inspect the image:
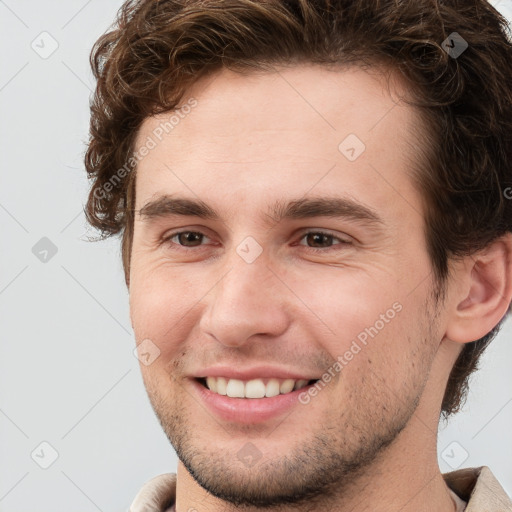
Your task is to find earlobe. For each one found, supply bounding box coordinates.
[445,233,512,344]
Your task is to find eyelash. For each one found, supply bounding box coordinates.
[161,230,352,254]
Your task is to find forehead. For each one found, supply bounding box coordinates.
[132,64,423,222]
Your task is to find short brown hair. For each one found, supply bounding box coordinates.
[84,0,512,418]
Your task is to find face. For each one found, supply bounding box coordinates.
[129,64,445,507]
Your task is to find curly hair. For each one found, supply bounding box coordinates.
[84,0,512,419]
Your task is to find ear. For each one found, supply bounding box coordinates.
[445,233,512,343]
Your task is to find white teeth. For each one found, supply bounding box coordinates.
[280,379,295,394]
[216,377,227,395]
[204,376,313,398]
[226,379,245,398]
[245,379,266,398]
[206,377,217,393]
[266,378,281,397]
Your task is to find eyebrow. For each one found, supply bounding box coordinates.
[138,195,384,228]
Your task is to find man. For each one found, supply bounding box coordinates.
[84,0,512,511]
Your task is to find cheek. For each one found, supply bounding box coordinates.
[129,258,221,365]
[286,267,402,343]
[129,263,187,340]
[293,270,428,380]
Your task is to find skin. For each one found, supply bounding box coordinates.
[128,64,512,512]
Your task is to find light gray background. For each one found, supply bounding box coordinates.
[1,1,511,510]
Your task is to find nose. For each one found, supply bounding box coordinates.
[199,250,290,347]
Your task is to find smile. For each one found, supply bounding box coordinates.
[198,376,318,399]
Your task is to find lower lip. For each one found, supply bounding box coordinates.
[190,378,316,424]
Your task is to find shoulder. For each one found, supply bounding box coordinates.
[443,466,512,511]
[128,473,177,512]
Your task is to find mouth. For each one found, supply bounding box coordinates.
[191,375,323,424]
[195,376,319,399]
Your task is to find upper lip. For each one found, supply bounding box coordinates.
[193,366,320,381]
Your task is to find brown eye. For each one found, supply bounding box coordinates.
[304,232,335,248]
[298,231,351,251]
[176,232,203,246]
[164,231,209,248]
